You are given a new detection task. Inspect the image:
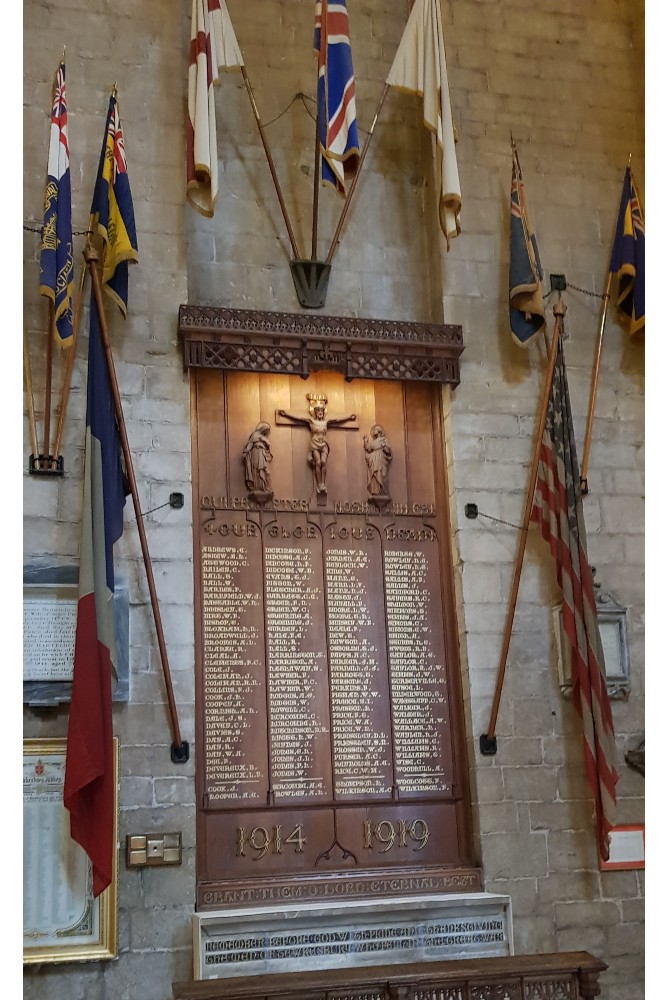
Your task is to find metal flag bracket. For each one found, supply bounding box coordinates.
[289,260,332,309]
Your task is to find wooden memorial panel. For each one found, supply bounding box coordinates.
[190,368,478,907]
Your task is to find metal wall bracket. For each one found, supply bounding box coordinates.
[289,260,331,309]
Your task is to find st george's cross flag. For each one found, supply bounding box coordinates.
[91,93,138,316]
[63,288,127,898]
[509,142,545,347]
[386,0,461,248]
[187,0,243,216]
[608,166,645,336]
[531,334,619,861]
[314,0,360,196]
[39,60,74,345]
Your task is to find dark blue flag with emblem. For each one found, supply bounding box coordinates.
[39,61,73,345]
[609,166,644,336]
[91,93,138,317]
[509,142,545,347]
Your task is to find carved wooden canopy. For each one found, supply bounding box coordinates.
[178,306,464,386]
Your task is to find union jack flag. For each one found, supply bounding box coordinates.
[608,166,645,335]
[314,0,359,195]
[532,332,619,861]
[39,61,73,345]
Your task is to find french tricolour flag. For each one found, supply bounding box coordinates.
[314,0,360,196]
[64,289,126,898]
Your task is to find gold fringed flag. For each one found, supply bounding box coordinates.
[39,60,73,345]
[187,0,244,217]
[386,0,461,248]
[609,166,645,335]
[509,141,545,347]
[531,334,619,861]
[91,93,138,316]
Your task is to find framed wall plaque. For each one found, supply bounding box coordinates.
[23,738,118,964]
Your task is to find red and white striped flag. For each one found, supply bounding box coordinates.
[186,0,243,217]
[531,334,619,861]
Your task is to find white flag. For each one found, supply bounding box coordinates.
[186,0,243,217]
[386,0,461,248]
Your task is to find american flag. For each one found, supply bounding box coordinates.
[532,332,619,861]
[314,0,359,195]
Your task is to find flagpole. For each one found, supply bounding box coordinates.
[239,67,302,260]
[43,300,55,457]
[325,83,389,266]
[311,112,322,259]
[23,322,39,459]
[579,275,612,494]
[480,295,566,754]
[84,244,189,763]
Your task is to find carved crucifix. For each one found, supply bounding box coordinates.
[275,394,357,498]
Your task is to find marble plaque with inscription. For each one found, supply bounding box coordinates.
[191,370,477,907]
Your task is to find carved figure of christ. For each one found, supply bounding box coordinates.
[275,401,357,494]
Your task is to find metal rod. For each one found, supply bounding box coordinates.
[483,298,565,742]
[84,244,185,752]
[23,321,39,457]
[43,299,55,457]
[325,83,389,266]
[580,272,612,493]
[240,66,301,260]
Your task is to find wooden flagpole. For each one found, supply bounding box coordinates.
[240,66,302,260]
[480,296,566,753]
[23,322,39,459]
[84,244,188,762]
[43,300,55,457]
[311,0,325,259]
[325,83,389,266]
[579,274,612,494]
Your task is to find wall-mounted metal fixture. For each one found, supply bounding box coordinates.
[553,589,630,700]
[126,832,182,868]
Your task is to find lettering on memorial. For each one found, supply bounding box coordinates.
[23,599,78,681]
[237,824,307,859]
[362,819,430,853]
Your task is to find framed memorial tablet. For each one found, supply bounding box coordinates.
[23,738,118,964]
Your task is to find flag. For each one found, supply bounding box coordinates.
[531,333,619,861]
[314,0,360,196]
[91,93,138,317]
[386,0,461,247]
[608,165,645,335]
[39,60,73,345]
[187,0,244,217]
[509,142,545,346]
[63,288,127,898]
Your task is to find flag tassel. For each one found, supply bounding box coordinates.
[23,322,39,459]
[84,244,189,763]
[325,83,389,266]
[480,296,566,754]
[240,66,302,260]
[579,272,612,494]
[52,243,92,462]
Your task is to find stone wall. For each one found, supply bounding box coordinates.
[23,1,644,999]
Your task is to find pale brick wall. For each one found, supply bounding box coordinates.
[23,1,644,998]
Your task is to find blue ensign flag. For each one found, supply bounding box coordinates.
[509,143,545,347]
[609,166,645,336]
[39,61,73,345]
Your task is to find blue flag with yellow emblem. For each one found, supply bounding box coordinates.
[609,166,644,336]
[509,142,545,347]
[39,61,74,345]
[91,93,138,316]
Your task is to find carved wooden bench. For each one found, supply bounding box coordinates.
[173,950,607,1000]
